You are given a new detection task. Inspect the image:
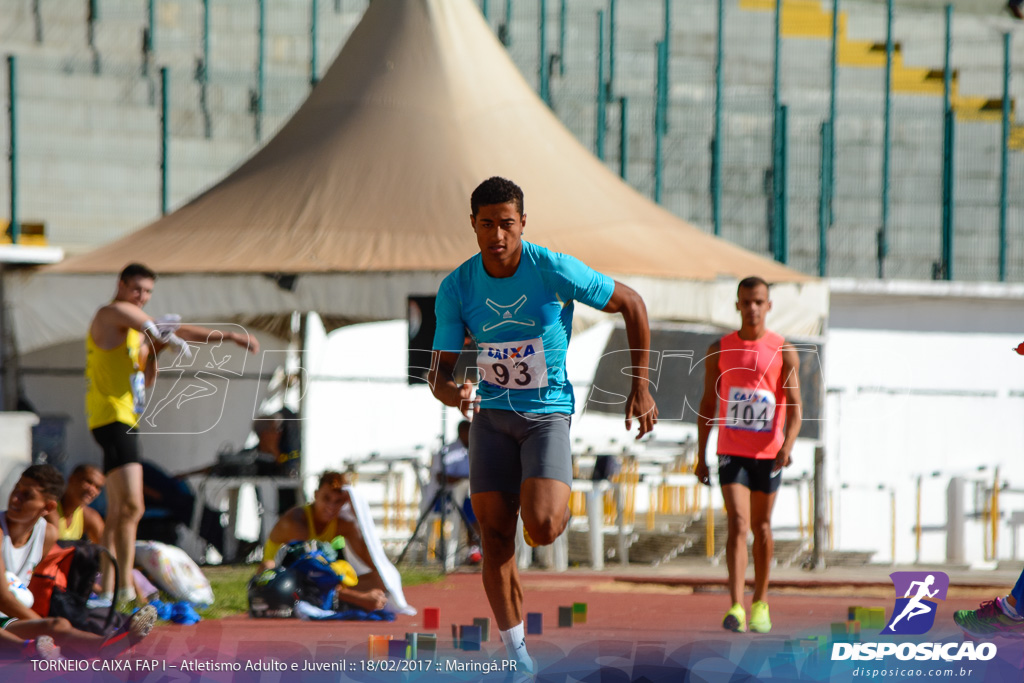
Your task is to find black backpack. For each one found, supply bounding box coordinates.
[29,540,127,636]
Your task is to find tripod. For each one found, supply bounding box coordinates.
[397,474,479,572]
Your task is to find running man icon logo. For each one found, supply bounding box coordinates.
[883,571,949,635]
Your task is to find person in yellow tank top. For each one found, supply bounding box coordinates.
[88,263,260,608]
[258,471,389,613]
[45,465,105,543]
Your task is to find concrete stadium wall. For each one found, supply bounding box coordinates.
[1,0,1022,278]
[826,279,1024,565]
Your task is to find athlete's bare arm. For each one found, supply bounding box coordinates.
[175,325,259,353]
[428,351,478,417]
[774,343,803,471]
[257,508,307,571]
[82,508,105,544]
[695,341,721,487]
[40,522,58,564]
[89,301,154,350]
[601,281,658,438]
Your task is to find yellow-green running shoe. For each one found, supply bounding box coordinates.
[749,601,772,633]
[723,603,746,632]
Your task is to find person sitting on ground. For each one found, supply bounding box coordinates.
[0,465,156,658]
[46,464,106,544]
[259,471,412,614]
[45,463,159,606]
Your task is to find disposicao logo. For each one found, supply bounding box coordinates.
[831,571,997,663]
[883,571,949,635]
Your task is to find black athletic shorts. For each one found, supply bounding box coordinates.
[91,422,142,474]
[468,409,573,494]
[717,454,782,494]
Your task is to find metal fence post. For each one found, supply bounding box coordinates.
[311,0,320,86]
[654,40,666,204]
[819,120,832,277]
[608,0,617,95]
[879,0,892,278]
[828,0,837,230]
[1000,33,1011,282]
[595,11,606,160]
[771,0,783,253]
[160,66,169,216]
[776,104,789,264]
[661,0,670,132]
[256,0,266,141]
[32,0,42,43]
[941,109,955,280]
[712,0,724,237]
[539,0,549,105]
[619,96,628,181]
[7,56,18,244]
[502,0,512,46]
[87,0,100,73]
[773,0,782,133]
[811,445,826,570]
[559,0,566,76]
[200,0,211,138]
[142,0,154,78]
[147,0,155,56]
[202,0,211,82]
[482,0,489,22]
[940,4,954,280]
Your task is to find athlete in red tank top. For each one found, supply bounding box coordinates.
[695,277,803,635]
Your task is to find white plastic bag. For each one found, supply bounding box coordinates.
[135,540,214,607]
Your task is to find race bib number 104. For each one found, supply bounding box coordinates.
[724,387,776,432]
[477,337,549,390]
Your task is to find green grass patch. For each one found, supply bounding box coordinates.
[192,565,447,620]
[197,565,256,620]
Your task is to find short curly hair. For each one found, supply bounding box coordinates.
[119,263,156,283]
[21,464,65,502]
[471,177,524,216]
[318,471,350,491]
[738,276,769,295]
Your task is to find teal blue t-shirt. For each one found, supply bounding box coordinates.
[433,241,615,414]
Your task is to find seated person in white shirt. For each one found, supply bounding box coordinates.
[0,465,156,658]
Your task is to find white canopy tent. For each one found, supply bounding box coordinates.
[8,0,826,356]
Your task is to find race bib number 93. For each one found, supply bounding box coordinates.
[477,337,549,390]
[724,387,775,432]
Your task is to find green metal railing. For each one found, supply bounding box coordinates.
[619,96,628,181]
[879,0,893,279]
[1001,33,1012,282]
[6,56,17,244]
[595,10,606,160]
[711,0,724,237]
[940,4,954,281]
[539,0,549,106]
[160,66,169,216]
